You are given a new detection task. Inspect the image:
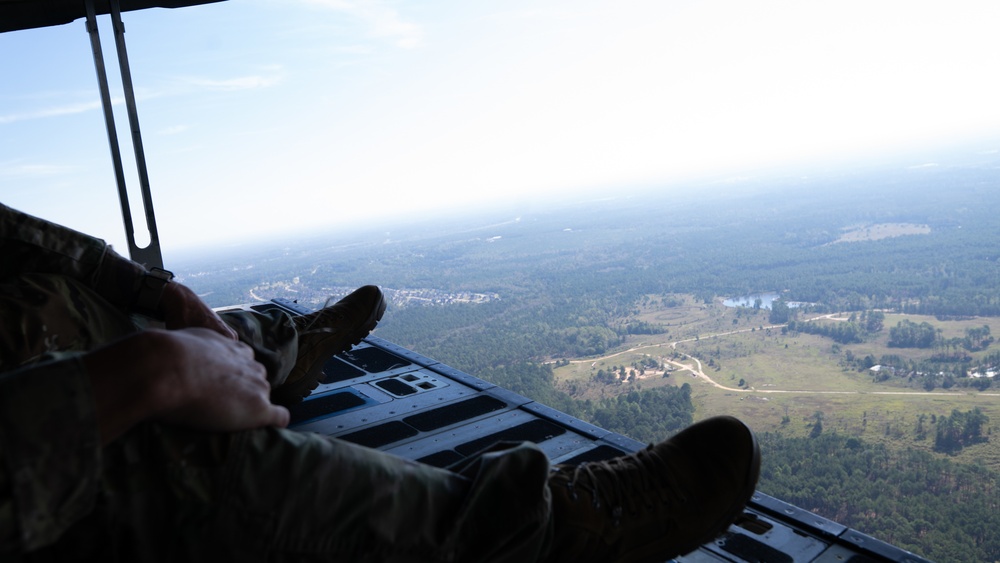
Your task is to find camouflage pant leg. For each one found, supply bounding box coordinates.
[1,278,555,562]
[0,272,297,387]
[219,308,298,388]
[0,274,137,370]
[50,424,552,563]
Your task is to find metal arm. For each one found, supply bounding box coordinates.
[85,0,164,269]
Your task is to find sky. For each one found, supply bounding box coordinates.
[2,0,1000,255]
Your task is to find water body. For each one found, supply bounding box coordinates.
[723,293,811,310]
[723,293,781,309]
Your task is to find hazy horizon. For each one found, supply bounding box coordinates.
[4,0,1000,253]
[157,132,999,268]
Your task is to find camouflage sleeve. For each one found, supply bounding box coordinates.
[0,203,147,312]
[0,354,101,553]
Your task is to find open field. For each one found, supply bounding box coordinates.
[829,222,932,244]
[553,298,1000,470]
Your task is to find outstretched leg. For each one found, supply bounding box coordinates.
[90,424,553,563]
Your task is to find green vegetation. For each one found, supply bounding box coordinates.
[760,432,1000,562]
[888,319,940,348]
[785,310,885,344]
[584,386,694,443]
[174,153,1000,561]
[934,408,989,454]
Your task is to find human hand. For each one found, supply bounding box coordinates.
[159,281,238,340]
[151,328,289,431]
[86,328,288,444]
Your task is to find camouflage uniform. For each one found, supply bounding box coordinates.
[0,204,554,562]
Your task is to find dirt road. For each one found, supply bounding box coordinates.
[567,321,1000,398]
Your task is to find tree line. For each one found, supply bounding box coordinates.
[759,431,1000,562]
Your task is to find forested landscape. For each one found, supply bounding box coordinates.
[760,432,1000,561]
[175,144,1000,561]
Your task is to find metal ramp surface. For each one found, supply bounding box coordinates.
[237,298,932,563]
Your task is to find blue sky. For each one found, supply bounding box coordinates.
[2,0,1000,254]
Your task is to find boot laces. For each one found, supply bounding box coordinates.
[295,296,346,336]
[563,445,687,526]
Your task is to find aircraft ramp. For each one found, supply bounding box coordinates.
[234,298,936,563]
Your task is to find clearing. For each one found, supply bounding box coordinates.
[552,296,1000,470]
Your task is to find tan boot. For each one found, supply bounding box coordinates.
[271,285,387,407]
[545,416,760,563]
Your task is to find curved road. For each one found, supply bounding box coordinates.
[567,318,1000,398]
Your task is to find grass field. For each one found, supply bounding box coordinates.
[553,296,1000,471]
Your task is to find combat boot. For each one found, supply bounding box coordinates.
[545,415,760,563]
[271,285,387,407]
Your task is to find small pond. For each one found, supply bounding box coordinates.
[723,293,808,310]
[723,293,780,309]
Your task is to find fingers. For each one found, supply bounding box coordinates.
[157,329,289,432]
[229,345,289,428]
[267,404,291,428]
[191,308,238,340]
[229,334,262,362]
[161,282,238,340]
[214,315,239,340]
[197,308,239,341]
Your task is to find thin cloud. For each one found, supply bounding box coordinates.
[0,88,165,125]
[302,0,423,49]
[179,74,283,92]
[0,100,103,125]
[0,160,74,178]
[0,69,279,127]
[159,124,191,135]
[334,44,375,55]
